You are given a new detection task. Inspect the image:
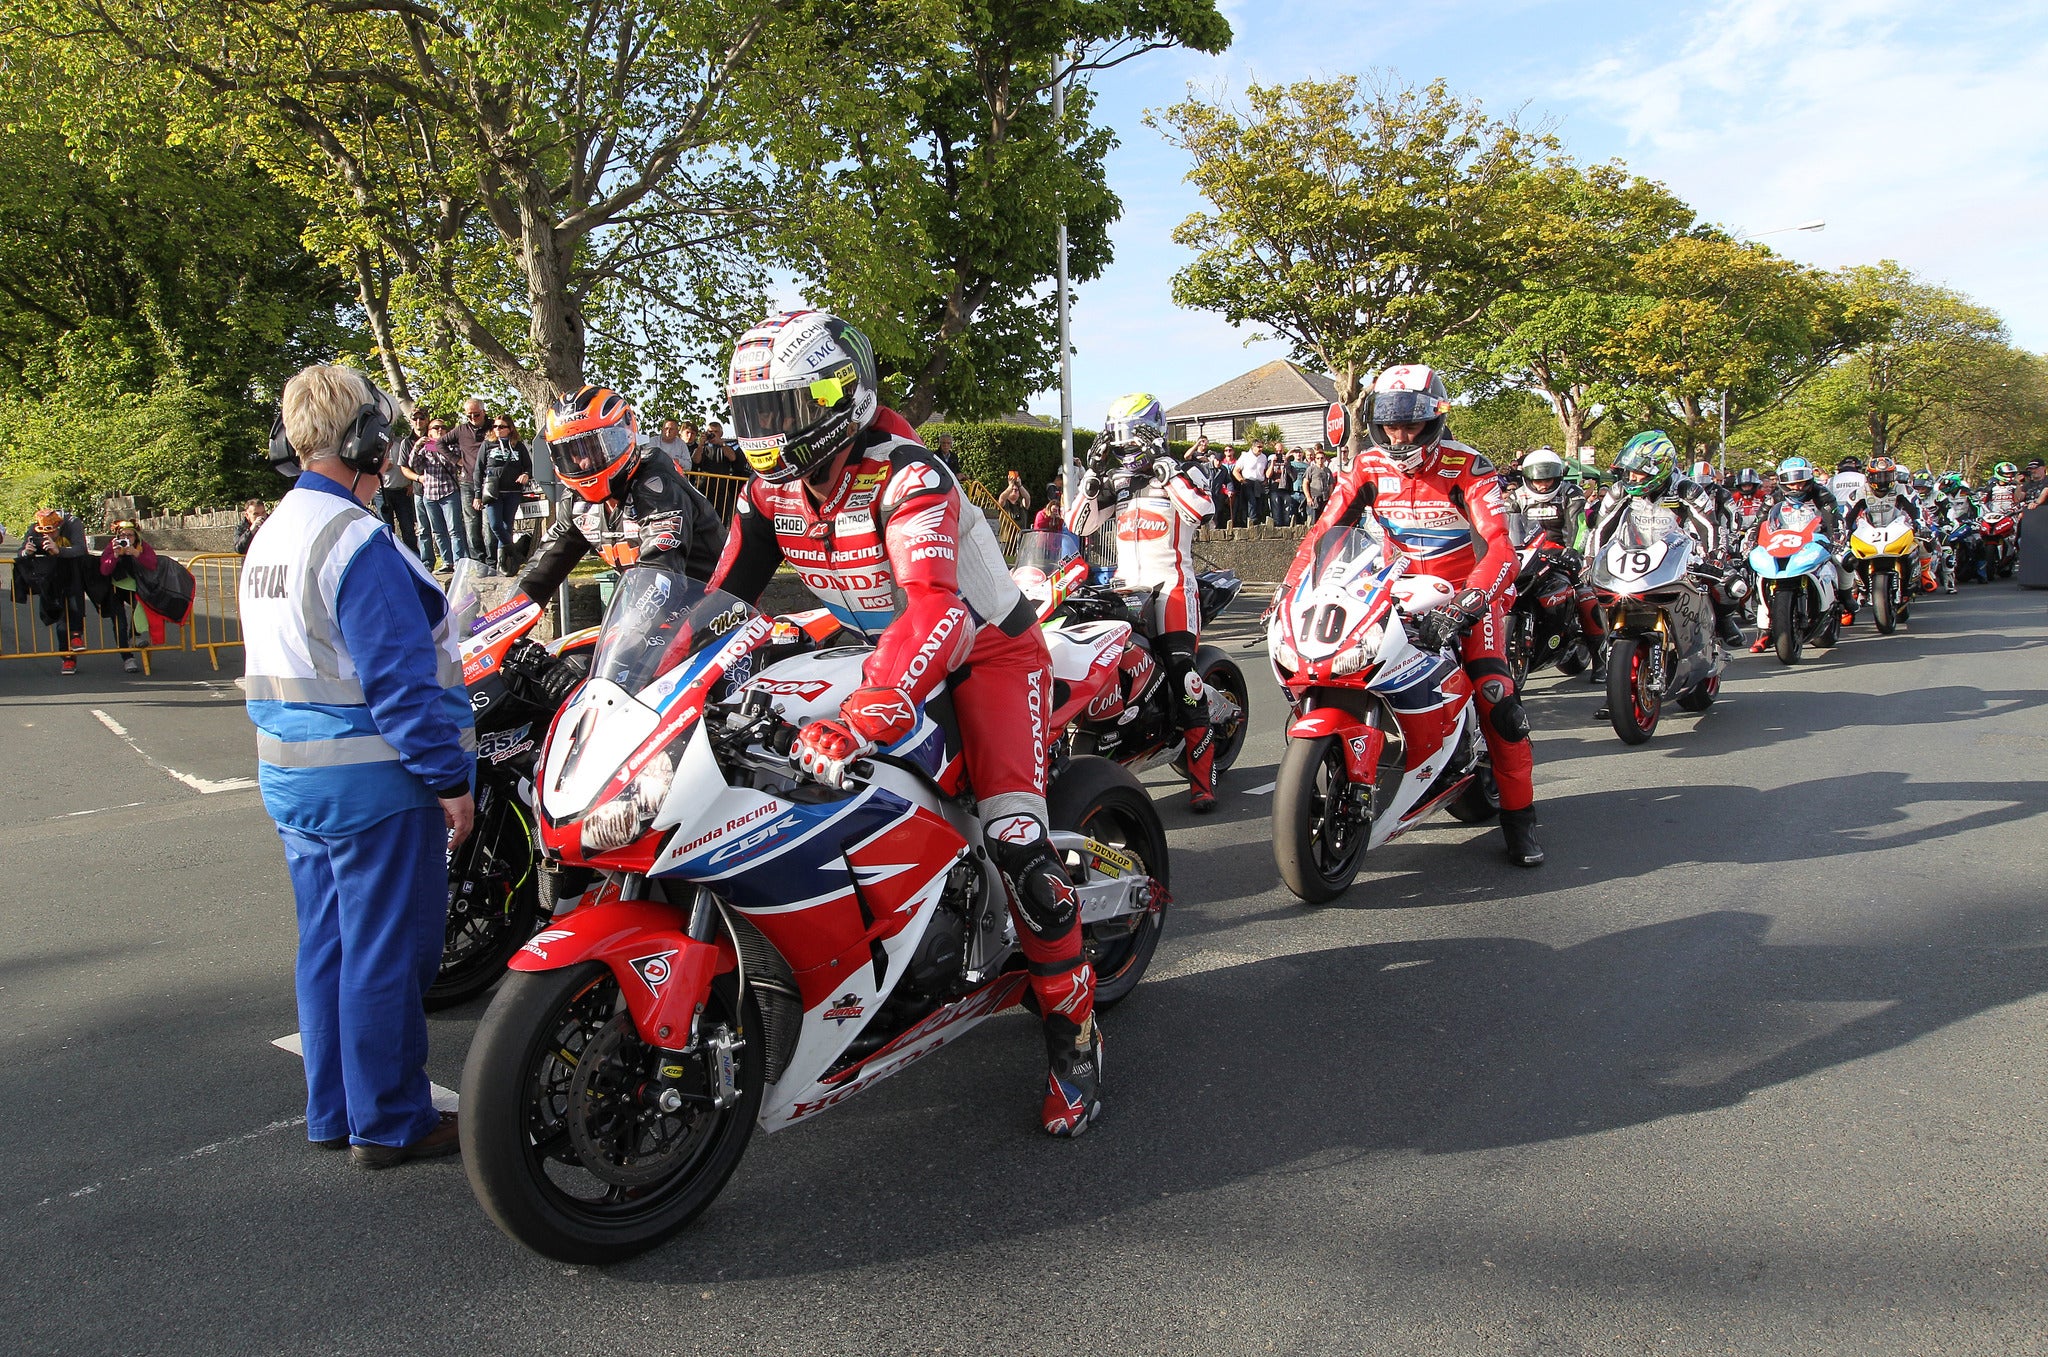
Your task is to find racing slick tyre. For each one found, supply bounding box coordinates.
[1606,636,1661,745]
[1873,575,1897,633]
[427,794,542,1010]
[1770,588,1804,666]
[1195,646,1252,775]
[1445,754,1501,824]
[1049,755,1169,1010]
[1274,735,1369,903]
[461,961,763,1264]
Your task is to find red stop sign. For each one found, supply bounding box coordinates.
[1324,401,1349,447]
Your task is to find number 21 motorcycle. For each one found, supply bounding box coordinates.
[460,568,1169,1263]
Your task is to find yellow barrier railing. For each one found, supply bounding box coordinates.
[962,479,1024,552]
[1,559,185,674]
[686,470,749,523]
[185,553,246,670]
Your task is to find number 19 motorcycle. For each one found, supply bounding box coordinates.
[460,568,1170,1263]
[1588,499,1729,745]
[1265,518,1497,902]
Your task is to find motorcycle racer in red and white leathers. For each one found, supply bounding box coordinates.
[707,310,1101,1137]
[1280,364,1544,868]
[1066,393,1220,811]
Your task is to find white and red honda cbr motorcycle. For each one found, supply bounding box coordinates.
[460,567,1169,1263]
[1265,517,1499,902]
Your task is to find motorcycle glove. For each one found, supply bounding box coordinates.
[794,718,869,789]
[840,684,917,748]
[1414,587,1488,652]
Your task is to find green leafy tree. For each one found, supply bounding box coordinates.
[16,0,938,415]
[1150,75,1552,447]
[1450,163,1694,457]
[789,0,1229,425]
[1600,235,1875,454]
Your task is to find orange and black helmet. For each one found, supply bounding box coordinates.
[545,385,639,503]
[1868,455,1898,492]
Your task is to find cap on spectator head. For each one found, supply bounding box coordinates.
[34,507,63,532]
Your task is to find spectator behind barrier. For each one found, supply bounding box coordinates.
[12,506,91,674]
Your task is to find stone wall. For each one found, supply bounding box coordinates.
[1190,523,1309,585]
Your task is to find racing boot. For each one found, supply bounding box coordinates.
[1182,724,1217,813]
[987,815,1101,1136]
[1042,1011,1103,1138]
[1500,805,1545,868]
[1714,605,1744,648]
[1748,631,1771,654]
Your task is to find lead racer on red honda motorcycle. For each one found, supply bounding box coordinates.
[1066,393,1220,811]
[706,309,1102,1137]
[1279,364,1544,868]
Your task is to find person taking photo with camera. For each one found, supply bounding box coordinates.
[12,506,91,674]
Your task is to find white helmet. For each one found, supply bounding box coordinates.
[1365,364,1449,473]
[1520,447,1567,489]
[727,309,879,483]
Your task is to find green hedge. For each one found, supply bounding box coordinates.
[917,421,1198,507]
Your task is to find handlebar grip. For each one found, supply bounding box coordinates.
[849,759,875,781]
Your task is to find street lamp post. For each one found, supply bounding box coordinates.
[1053,57,1074,500]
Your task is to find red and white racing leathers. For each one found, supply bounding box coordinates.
[1289,439,1534,812]
[708,408,1094,1050]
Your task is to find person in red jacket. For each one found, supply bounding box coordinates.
[1283,364,1544,867]
[708,310,1102,1137]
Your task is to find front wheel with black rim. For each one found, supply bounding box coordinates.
[1273,735,1368,903]
[461,961,762,1264]
[1873,571,1897,632]
[427,790,542,1010]
[1605,636,1661,745]
[1049,755,1169,1009]
[1770,586,1804,665]
[1505,609,1535,691]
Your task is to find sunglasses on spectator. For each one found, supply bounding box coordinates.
[493,423,513,431]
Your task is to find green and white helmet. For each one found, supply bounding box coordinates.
[1102,393,1166,449]
[1614,431,1678,498]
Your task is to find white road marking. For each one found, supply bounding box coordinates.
[35,1116,309,1208]
[273,1032,459,1111]
[91,708,257,794]
[56,801,149,819]
[1246,781,1277,795]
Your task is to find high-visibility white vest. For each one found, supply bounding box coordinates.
[241,480,471,832]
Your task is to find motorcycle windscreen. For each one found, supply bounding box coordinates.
[585,567,760,699]
[1012,528,1084,577]
[1307,515,1406,592]
[1589,500,1691,590]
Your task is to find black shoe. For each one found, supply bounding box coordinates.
[1500,806,1545,867]
[351,1111,460,1169]
[312,1134,349,1150]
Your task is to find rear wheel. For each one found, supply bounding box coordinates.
[1606,637,1660,745]
[1771,587,1804,665]
[461,962,763,1264]
[1274,735,1368,903]
[1677,674,1719,712]
[428,789,542,1010]
[1194,647,1251,774]
[1049,756,1169,1008]
[1873,571,1897,633]
[1445,754,1500,823]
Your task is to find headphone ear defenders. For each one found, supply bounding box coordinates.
[265,377,392,480]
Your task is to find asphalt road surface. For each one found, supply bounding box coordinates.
[5,584,2047,1356]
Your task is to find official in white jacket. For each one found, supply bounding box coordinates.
[243,365,477,1168]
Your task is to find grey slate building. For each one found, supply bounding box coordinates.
[1164,360,1339,448]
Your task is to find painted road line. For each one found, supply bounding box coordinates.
[91,708,257,794]
[273,1032,460,1112]
[1246,781,1277,795]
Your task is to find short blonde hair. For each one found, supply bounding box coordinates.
[281,364,380,464]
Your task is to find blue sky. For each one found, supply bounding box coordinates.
[1028,0,2048,429]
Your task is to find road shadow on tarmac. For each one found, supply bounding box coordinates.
[614,899,2048,1285]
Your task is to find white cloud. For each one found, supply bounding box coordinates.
[1553,0,2048,343]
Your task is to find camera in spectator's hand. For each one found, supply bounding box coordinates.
[113,536,134,550]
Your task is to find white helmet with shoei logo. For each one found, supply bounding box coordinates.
[1520,447,1568,495]
[727,309,879,484]
[1365,364,1449,473]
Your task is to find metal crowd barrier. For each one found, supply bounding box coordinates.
[185,553,245,669]
[0,559,187,675]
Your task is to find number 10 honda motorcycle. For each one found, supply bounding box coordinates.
[459,568,1170,1263]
